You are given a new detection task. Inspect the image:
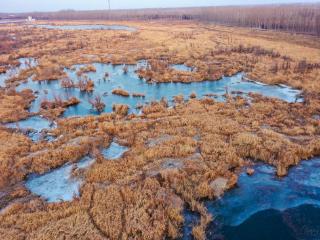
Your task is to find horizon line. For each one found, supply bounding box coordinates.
[1,1,319,15]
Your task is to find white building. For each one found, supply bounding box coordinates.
[26,16,35,22]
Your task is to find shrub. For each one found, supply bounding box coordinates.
[89,95,105,112]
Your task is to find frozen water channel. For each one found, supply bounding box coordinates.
[26,156,94,202]
[102,142,128,160]
[26,141,128,202]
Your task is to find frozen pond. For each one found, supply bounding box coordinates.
[16,61,303,118]
[26,141,128,202]
[34,24,136,31]
[5,116,53,141]
[6,116,51,132]
[26,156,94,202]
[170,64,193,72]
[102,142,128,160]
[182,157,320,239]
[0,57,37,87]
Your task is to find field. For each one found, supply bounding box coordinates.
[0,18,320,240]
[10,4,320,36]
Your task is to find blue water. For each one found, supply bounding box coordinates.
[211,205,320,240]
[0,58,37,87]
[34,24,136,31]
[16,61,302,118]
[182,157,320,239]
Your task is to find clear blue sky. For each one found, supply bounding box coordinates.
[1,0,319,13]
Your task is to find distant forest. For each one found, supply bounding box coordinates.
[3,3,320,36]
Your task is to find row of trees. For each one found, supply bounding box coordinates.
[198,4,320,36]
[15,3,320,36]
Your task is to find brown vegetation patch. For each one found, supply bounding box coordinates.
[0,89,35,123]
[33,64,67,81]
[76,64,97,76]
[0,20,320,240]
[40,96,80,119]
[112,104,129,116]
[78,76,95,92]
[1,93,319,239]
[89,95,105,113]
[112,89,130,97]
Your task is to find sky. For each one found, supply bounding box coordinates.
[1,0,319,13]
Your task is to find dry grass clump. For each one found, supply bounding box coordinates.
[0,28,28,55]
[89,95,105,113]
[0,66,7,74]
[0,89,35,123]
[112,88,130,97]
[40,96,79,110]
[78,76,95,92]
[60,77,75,88]
[112,104,129,116]
[174,95,184,104]
[76,64,97,76]
[231,44,281,58]
[189,92,197,99]
[142,99,168,115]
[136,59,202,83]
[0,129,32,188]
[33,64,67,81]
[40,96,80,119]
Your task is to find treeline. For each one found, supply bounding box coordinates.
[13,3,320,36]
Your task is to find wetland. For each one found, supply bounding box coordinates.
[0,19,319,240]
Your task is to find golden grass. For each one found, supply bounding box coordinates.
[111,89,130,97]
[1,21,319,91]
[40,96,80,119]
[89,95,105,113]
[0,20,319,240]
[1,93,319,239]
[112,104,129,116]
[76,64,97,76]
[0,89,35,123]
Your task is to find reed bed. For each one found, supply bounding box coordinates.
[0,20,319,240]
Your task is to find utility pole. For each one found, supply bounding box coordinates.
[106,0,111,20]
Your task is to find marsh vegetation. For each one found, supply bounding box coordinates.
[0,5,320,239]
